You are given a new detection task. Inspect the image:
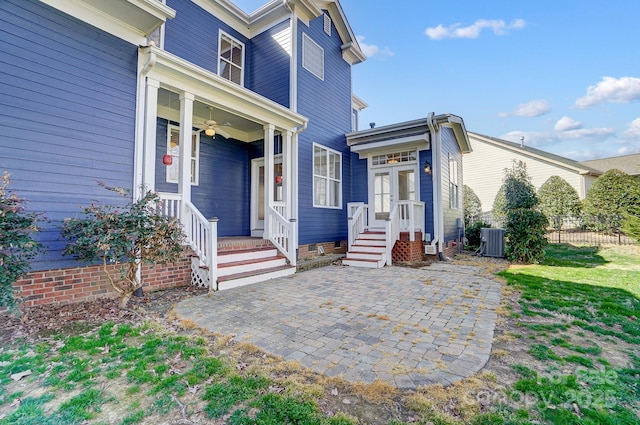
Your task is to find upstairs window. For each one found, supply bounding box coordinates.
[449,154,459,209]
[166,125,199,185]
[218,31,244,86]
[313,143,341,208]
[303,34,324,80]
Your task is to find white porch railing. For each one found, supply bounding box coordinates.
[159,192,217,289]
[347,202,368,250]
[397,200,425,241]
[266,205,297,266]
[385,204,400,266]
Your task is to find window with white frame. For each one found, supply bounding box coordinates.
[313,143,341,208]
[371,150,417,166]
[218,31,244,85]
[302,34,324,80]
[166,125,199,185]
[449,154,459,209]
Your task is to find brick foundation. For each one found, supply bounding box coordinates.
[14,249,191,308]
[298,240,347,260]
[441,240,461,258]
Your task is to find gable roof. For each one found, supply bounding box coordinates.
[468,132,601,176]
[580,153,640,176]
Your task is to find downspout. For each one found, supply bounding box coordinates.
[426,112,444,260]
[291,120,307,260]
[133,46,157,198]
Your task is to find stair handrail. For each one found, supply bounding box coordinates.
[266,205,297,266]
[385,204,400,266]
[159,193,217,289]
[347,202,367,250]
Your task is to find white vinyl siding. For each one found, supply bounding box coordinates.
[218,30,244,86]
[313,143,341,208]
[302,34,324,80]
[166,125,199,185]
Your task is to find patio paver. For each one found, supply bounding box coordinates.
[174,262,502,389]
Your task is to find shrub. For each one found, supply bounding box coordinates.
[537,175,582,225]
[463,185,482,226]
[465,221,491,248]
[491,186,506,224]
[501,161,548,263]
[62,183,186,308]
[621,206,640,244]
[0,172,43,309]
[583,169,640,218]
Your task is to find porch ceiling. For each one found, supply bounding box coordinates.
[144,46,307,143]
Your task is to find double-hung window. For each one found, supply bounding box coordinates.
[449,154,459,209]
[166,125,199,185]
[218,30,244,85]
[313,144,341,208]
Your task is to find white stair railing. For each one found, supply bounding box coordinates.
[385,204,400,266]
[159,193,217,289]
[266,205,297,266]
[396,200,425,241]
[347,202,368,250]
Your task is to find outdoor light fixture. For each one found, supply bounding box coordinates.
[423,161,432,175]
[162,154,173,166]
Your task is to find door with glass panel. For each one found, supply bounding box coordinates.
[370,165,416,228]
[250,157,283,237]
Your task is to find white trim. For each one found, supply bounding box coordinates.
[290,15,298,112]
[41,0,175,46]
[312,143,342,209]
[350,135,430,159]
[218,30,245,86]
[251,155,284,236]
[302,33,324,81]
[367,163,420,228]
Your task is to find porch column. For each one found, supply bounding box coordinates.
[263,123,275,238]
[142,78,160,193]
[178,91,194,203]
[282,130,293,218]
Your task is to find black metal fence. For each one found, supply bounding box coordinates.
[469,214,637,246]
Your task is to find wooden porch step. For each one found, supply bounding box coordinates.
[217,255,287,277]
[342,257,385,268]
[217,265,296,291]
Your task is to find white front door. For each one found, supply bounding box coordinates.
[369,165,417,228]
[251,156,283,237]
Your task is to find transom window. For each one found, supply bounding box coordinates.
[302,34,324,80]
[313,143,341,208]
[371,150,417,166]
[166,125,199,185]
[218,31,244,85]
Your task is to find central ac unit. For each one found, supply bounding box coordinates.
[479,228,505,258]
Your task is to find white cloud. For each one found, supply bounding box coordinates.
[356,35,394,58]
[622,118,640,140]
[554,116,582,131]
[425,18,525,40]
[499,100,550,118]
[573,76,640,109]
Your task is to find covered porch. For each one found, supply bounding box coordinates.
[134,46,307,289]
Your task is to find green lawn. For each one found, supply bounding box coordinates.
[493,244,640,424]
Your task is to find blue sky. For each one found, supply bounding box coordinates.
[233,0,640,161]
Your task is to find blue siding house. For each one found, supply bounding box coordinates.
[1,0,471,298]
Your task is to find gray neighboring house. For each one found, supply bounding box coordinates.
[463,132,601,213]
[580,153,640,177]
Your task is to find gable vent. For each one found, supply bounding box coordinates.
[303,34,324,80]
[323,13,331,36]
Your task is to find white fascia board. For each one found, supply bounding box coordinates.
[352,94,367,111]
[350,134,430,159]
[191,0,251,38]
[41,0,175,45]
[313,1,365,64]
[145,47,307,131]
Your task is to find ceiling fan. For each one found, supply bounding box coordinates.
[202,106,231,139]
